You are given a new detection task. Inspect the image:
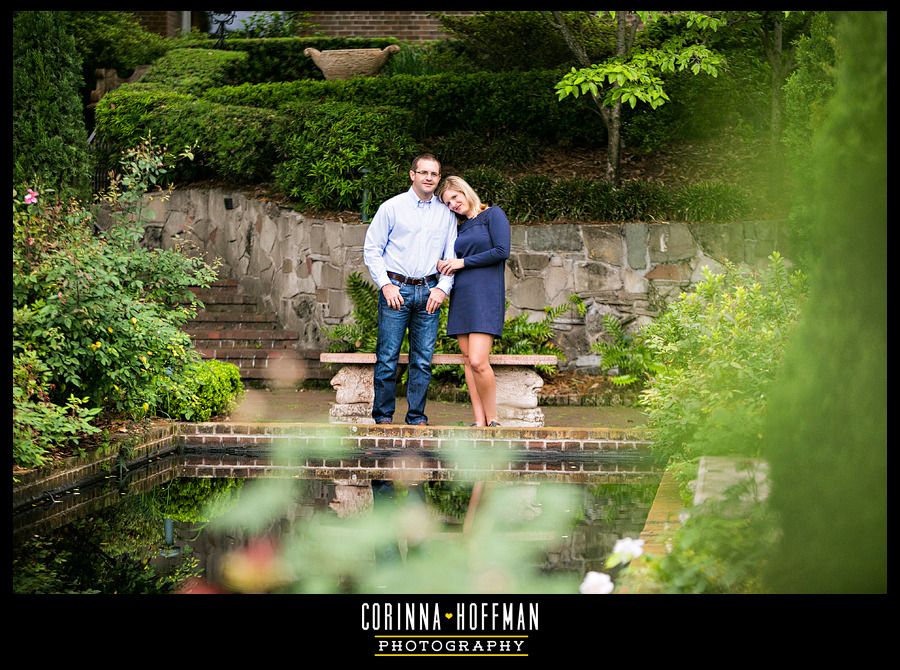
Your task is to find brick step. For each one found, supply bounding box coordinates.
[189,328,299,340]
[176,432,650,455]
[179,421,650,451]
[188,290,259,306]
[187,313,279,329]
[188,301,266,315]
[175,422,654,447]
[197,347,304,361]
[190,330,300,348]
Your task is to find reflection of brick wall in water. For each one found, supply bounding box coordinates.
[304,11,477,41]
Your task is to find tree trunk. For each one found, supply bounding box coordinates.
[548,10,629,185]
[605,12,629,186]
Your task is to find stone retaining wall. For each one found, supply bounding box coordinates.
[142,188,790,372]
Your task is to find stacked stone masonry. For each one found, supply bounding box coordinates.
[141,188,789,376]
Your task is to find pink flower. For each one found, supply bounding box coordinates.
[24,189,38,205]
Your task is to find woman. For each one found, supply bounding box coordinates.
[436,176,510,427]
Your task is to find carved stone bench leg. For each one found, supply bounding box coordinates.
[329,364,375,423]
[494,366,545,427]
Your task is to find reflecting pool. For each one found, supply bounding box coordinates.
[12,453,659,595]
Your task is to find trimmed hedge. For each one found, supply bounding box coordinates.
[273,101,417,211]
[94,84,282,183]
[462,167,754,223]
[140,48,248,95]
[201,70,602,146]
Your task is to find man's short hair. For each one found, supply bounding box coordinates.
[411,153,441,173]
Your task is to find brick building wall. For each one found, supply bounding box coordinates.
[132,11,207,37]
[130,11,474,41]
[306,11,477,41]
[132,11,181,37]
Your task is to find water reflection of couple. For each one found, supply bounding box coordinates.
[363,154,510,427]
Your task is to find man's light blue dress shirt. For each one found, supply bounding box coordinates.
[363,187,458,296]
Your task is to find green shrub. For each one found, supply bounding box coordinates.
[13,11,91,197]
[156,478,244,523]
[782,12,838,268]
[95,84,282,183]
[61,11,170,79]
[504,175,555,222]
[202,70,600,146]
[140,47,248,95]
[652,491,779,593]
[670,181,754,222]
[273,101,417,212]
[13,349,102,469]
[154,359,243,422]
[591,314,660,387]
[612,179,672,221]
[12,138,219,453]
[437,11,615,72]
[638,252,808,464]
[381,41,473,77]
[460,166,513,206]
[434,130,542,173]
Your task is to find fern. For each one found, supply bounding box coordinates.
[324,272,380,352]
[591,314,659,387]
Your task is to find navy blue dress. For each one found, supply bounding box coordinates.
[446,206,511,337]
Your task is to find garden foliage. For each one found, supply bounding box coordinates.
[591,314,660,387]
[273,101,417,212]
[13,11,91,198]
[154,359,244,422]
[94,39,767,219]
[12,137,241,469]
[638,252,807,464]
[437,10,616,72]
[763,11,886,593]
[60,10,170,82]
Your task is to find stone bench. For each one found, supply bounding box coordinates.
[319,352,559,426]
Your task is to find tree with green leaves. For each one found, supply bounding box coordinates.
[549,11,726,186]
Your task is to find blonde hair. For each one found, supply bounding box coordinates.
[437,175,486,217]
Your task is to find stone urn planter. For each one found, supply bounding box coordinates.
[304,45,401,80]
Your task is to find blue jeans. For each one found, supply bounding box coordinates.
[372,278,439,425]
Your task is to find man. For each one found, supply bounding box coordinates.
[363,154,458,425]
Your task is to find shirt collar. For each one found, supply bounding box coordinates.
[409,188,435,208]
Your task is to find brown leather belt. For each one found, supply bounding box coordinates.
[387,271,439,286]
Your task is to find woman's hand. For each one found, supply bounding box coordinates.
[437,258,465,275]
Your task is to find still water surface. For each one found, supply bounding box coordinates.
[12,454,659,595]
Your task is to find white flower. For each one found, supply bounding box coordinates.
[579,571,614,594]
[605,537,645,569]
[612,537,645,561]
